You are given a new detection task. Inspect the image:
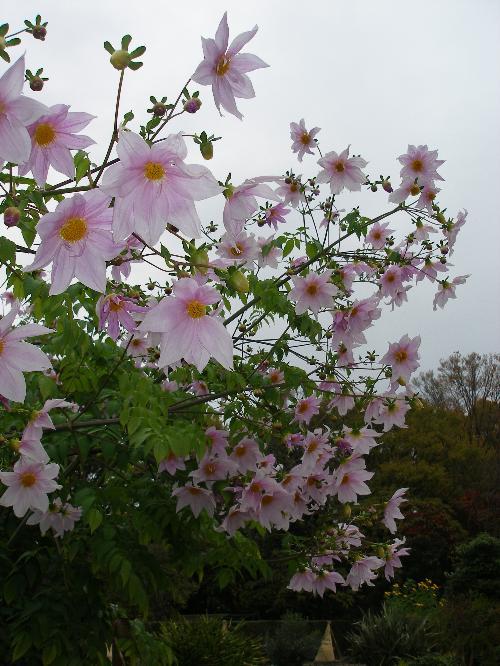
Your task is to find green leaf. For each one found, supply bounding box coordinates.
[42,644,58,665]
[128,61,143,71]
[0,236,16,263]
[129,45,146,58]
[87,507,103,533]
[103,41,115,55]
[74,150,90,184]
[12,633,32,661]
[282,238,295,258]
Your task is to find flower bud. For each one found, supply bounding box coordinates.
[436,212,446,225]
[192,249,209,274]
[440,246,449,255]
[184,97,202,114]
[9,438,20,452]
[110,49,131,70]
[152,102,167,117]
[229,270,249,293]
[199,140,213,160]
[342,504,352,519]
[370,184,378,192]
[30,76,44,92]
[382,179,393,193]
[376,546,386,559]
[4,206,20,227]
[167,223,179,233]
[32,25,47,41]
[0,36,6,50]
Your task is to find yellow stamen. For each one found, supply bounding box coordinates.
[229,243,244,257]
[59,217,87,243]
[216,55,231,76]
[300,132,311,146]
[306,283,318,296]
[186,300,206,319]
[411,158,423,172]
[335,162,345,173]
[108,299,123,312]
[20,472,37,488]
[34,123,56,147]
[144,161,165,181]
[0,339,4,356]
[394,350,408,363]
[410,184,420,196]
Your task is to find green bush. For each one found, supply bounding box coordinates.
[162,615,267,666]
[265,612,322,666]
[346,604,438,666]
[398,655,458,666]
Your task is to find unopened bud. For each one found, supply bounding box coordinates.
[4,206,20,228]
[29,76,44,92]
[184,97,202,114]
[192,249,209,274]
[32,25,47,41]
[376,546,386,559]
[342,504,352,519]
[166,223,179,233]
[440,246,449,255]
[382,179,393,193]
[370,184,378,192]
[229,270,249,293]
[436,212,446,225]
[152,102,167,117]
[10,438,20,452]
[110,49,131,70]
[200,140,213,160]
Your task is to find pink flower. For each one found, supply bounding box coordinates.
[192,12,269,120]
[384,538,410,580]
[217,229,258,267]
[310,570,345,597]
[264,202,290,229]
[334,459,373,503]
[433,275,469,310]
[0,304,53,402]
[373,398,410,431]
[317,147,368,195]
[290,119,321,162]
[416,184,440,213]
[345,556,384,591]
[275,177,305,207]
[223,178,280,233]
[138,277,233,372]
[257,489,291,530]
[158,452,186,475]
[18,434,49,464]
[101,130,222,245]
[398,144,444,187]
[220,507,251,536]
[288,569,315,593]
[0,55,47,165]
[230,437,263,473]
[379,265,404,298]
[383,488,408,533]
[266,367,284,385]
[443,209,467,253]
[0,459,60,517]
[257,236,282,268]
[172,484,216,518]
[288,270,337,315]
[18,104,94,185]
[27,497,82,537]
[25,190,121,295]
[381,334,421,383]
[190,453,238,484]
[97,294,145,340]
[365,222,394,250]
[294,395,321,424]
[388,179,422,204]
[23,398,76,440]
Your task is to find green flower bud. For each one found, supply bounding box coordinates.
[229,270,249,293]
[200,140,213,160]
[110,49,131,70]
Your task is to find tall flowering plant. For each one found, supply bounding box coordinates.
[0,11,469,663]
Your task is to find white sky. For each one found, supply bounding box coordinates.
[5,0,500,370]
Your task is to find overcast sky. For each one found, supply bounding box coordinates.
[6,0,500,370]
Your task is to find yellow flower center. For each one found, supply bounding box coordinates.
[230,243,244,257]
[235,444,246,457]
[186,300,206,319]
[34,123,56,147]
[394,350,408,363]
[59,216,88,243]
[411,158,423,172]
[261,495,273,507]
[410,183,421,196]
[335,161,345,173]
[290,182,298,192]
[306,283,318,296]
[144,161,165,181]
[188,486,202,495]
[298,402,308,413]
[0,101,5,115]
[204,463,216,475]
[108,299,123,312]
[216,55,231,76]
[20,472,37,488]
[341,473,350,485]
[300,132,311,146]
[0,339,4,356]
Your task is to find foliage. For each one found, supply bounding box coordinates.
[346,604,439,666]
[264,612,322,666]
[384,580,442,616]
[445,533,500,599]
[162,616,267,666]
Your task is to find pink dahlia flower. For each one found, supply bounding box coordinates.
[433,274,469,310]
[97,293,146,340]
[138,277,233,372]
[23,398,76,440]
[345,556,384,591]
[0,459,60,517]
[159,452,186,476]
[216,229,258,267]
[365,222,394,250]
[172,484,216,518]
[290,119,321,162]
[264,202,290,230]
[288,270,337,315]
[288,569,315,593]
[25,190,121,295]
[18,104,94,185]
[334,458,373,503]
[310,570,345,597]
[0,55,47,165]
[101,130,222,245]
[383,487,408,533]
[294,395,321,425]
[384,538,411,580]
[317,147,368,195]
[398,144,444,187]
[0,304,53,402]
[223,178,280,233]
[27,497,82,537]
[192,12,269,120]
[381,334,421,383]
